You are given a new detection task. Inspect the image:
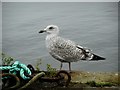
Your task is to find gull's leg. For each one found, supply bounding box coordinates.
[68,62,71,71]
[60,62,63,70]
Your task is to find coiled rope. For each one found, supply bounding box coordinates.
[18,72,45,90]
[0,61,32,80]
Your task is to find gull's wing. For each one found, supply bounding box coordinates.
[76,45,105,60]
[48,36,105,62]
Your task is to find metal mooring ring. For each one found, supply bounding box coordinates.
[56,70,71,87]
[1,73,20,89]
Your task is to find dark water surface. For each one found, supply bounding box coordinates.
[2,2,118,72]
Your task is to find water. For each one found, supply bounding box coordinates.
[2,2,118,72]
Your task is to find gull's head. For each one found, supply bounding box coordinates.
[39,25,59,35]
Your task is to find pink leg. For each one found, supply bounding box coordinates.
[68,62,71,71]
[60,62,63,70]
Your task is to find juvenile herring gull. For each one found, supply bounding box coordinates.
[39,25,105,71]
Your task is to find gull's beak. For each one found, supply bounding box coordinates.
[39,30,46,33]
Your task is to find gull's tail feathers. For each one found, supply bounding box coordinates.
[90,54,105,61]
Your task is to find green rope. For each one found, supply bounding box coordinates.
[0,61,32,80]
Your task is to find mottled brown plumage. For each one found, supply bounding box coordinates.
[39,25,105,71]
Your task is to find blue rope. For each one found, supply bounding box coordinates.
[0,61,32,80]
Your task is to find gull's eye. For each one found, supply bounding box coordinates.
[49,27,54,29]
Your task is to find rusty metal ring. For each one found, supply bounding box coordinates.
[27,64,35,74]
[56,70,71,87]
[1,73,20,89]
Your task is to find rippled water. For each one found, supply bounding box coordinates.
[2,2,118,72]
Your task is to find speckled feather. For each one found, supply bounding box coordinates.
[46,34,93,62]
